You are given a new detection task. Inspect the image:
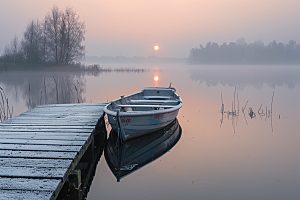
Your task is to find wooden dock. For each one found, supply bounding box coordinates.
[0,103,107,200]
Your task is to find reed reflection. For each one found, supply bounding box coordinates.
[105,118,181,182]
[26,76,85,109]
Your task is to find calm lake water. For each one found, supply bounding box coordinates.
[1,64,300,200]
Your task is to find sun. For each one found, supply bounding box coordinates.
[154,45,159,51]
[154,76,159,81]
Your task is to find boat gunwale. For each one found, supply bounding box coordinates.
[104,88,182,117]
[104,99,182,117]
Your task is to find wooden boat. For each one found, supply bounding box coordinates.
[104,87,182,141]
[104,118,182,182]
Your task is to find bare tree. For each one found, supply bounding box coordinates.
[63,7,85,64]
[44,6,85,65]
[22,20,43,64]
[44,6,62,64]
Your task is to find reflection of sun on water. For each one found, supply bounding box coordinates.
[154,76,159,81]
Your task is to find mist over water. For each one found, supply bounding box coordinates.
[1,64,300,200]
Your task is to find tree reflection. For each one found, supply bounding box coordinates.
[0,71,85,110]
[189,66,300,89]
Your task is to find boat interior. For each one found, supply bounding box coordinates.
[109,88,182,112]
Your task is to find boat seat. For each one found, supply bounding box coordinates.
[116,104,174,108]
[129,100,180,104]
[143,96,171,100]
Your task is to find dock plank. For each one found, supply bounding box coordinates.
[0,131,90,136]
[17,113,102,117]
[2,118,98,126]
[0,139,86,146]
[0,190,53,200]
[36,103,107,107]
[1,122,98,126]
[0,133,89,140]
[0,125,95,129]
[0,178,61,191]
[0,158,72,168]
[0,166,67,179]
[0,128,94,133]
[25,108,103,114]
[0,144,81,152]
[0,150,77,159]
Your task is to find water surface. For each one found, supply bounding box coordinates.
[1,64,300,200]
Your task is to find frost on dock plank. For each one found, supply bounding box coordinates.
[0,166,67,178]
[0,177,61,191]
[0,190,53,200]
[0,158,72,168]
[0,150,77,159]
[0,144,81,152]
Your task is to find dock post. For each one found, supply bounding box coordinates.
[69,169,82,200]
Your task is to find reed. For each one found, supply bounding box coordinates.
[66,62,148,74]
[220,89,276,132]
[0,87,13,122]
[74,85,80,103]
[53,76,59,103]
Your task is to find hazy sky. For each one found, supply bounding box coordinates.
[1,0,300,58]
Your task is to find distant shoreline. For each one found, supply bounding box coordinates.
[0,62,149,73]
[85,55,187,64]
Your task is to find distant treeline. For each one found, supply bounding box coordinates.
[188,38,300,64]
[86,55,186,64]
[0,6,85,70]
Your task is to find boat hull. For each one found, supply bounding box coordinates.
[107,109,179,140]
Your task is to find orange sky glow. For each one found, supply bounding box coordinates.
[1,0,300,57]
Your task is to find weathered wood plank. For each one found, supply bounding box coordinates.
[0,177,61,191]
[0,131,90,136]
[0,158,72,168]
[3,118,98,122]
[0,133,89,141]
[31,106,103,113]
[0,166,66,179]
[0,144,81,152]
[0,190,53,200]
[36,102,108,107]
[6,113,102,120]
[0,139,86,146]
[0,150,77,159]
[27,111,102,115]
[0,125,95,129]
[17,113,102,117]
[28,104,103,108]
[0,128,94,133]
[22,109,102,113]
[26,107,103,113]
[2,120,98,126]
[32,103,105,108]
[0,131,90,137]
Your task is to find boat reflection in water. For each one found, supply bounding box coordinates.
[105,118,182,182]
